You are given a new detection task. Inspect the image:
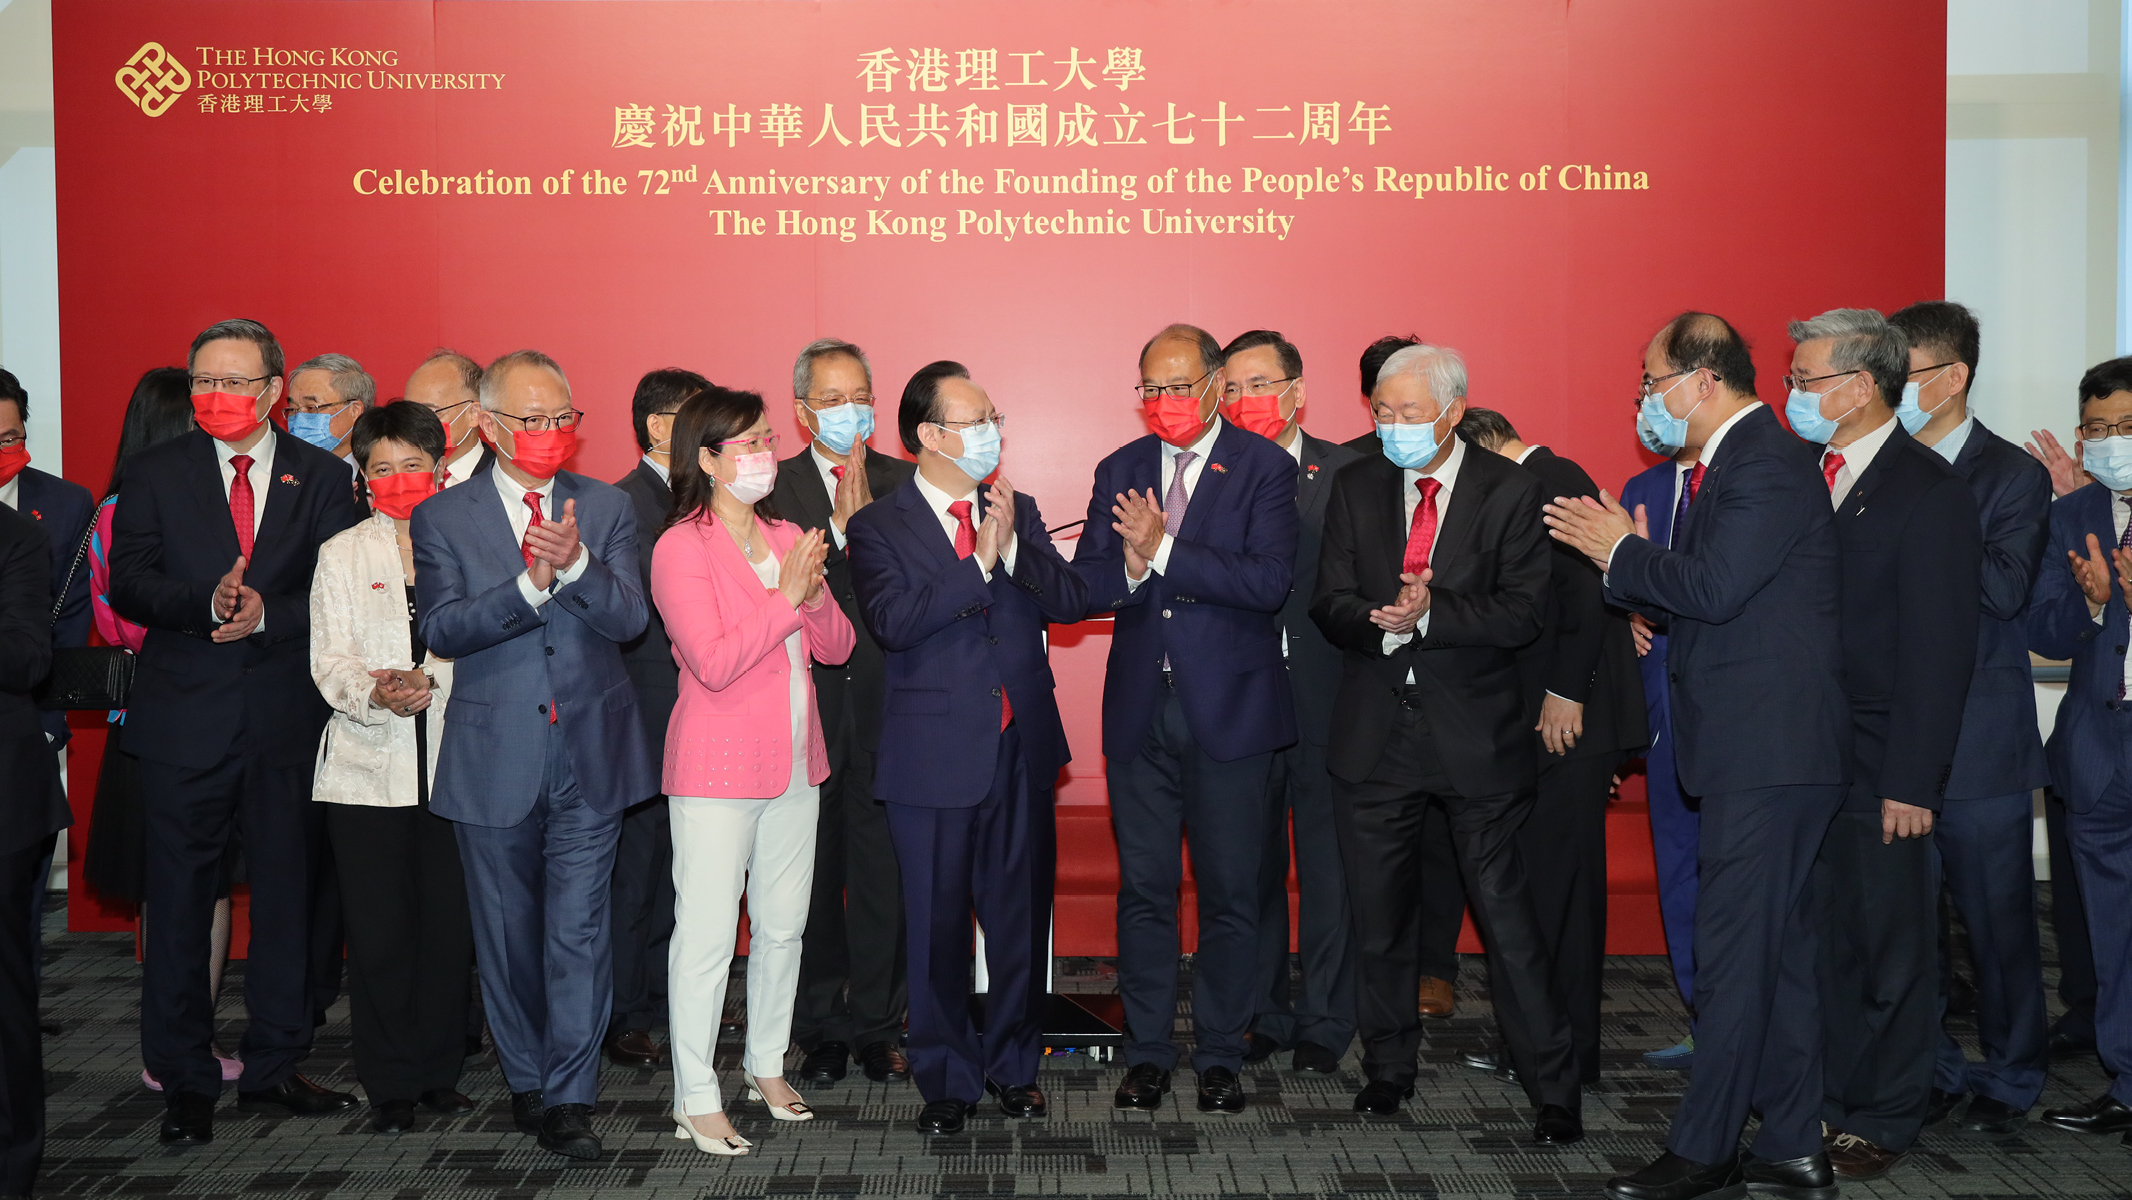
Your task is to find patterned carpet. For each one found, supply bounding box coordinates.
[30,889,2131,1199]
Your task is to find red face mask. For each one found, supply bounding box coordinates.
[367,470,438,520]
[1143,394,1214,448]
[192,390,267,443]
[0,441,27,487]
[500,425,578,480]
[1223,393,1293,441]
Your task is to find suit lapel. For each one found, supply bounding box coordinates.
[187,433,243,562]
[1177,424,1241,542]
[1353,456,1407,589]
[470,470,528,577]
[782,450,834,531]
[256,434,305,555]
[1295,433,1332,523]
[1428,438,1485,568]
[896,484,960,571]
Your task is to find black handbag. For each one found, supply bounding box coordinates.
[34,521,134,711]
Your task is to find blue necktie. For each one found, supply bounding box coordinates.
[1669,467,1693,548]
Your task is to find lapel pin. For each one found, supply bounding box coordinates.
[280,473,298,486]
[1209,462,1227,474]
[29,509,41,520]
[1305,464,1320,480]
[371,581,387,591]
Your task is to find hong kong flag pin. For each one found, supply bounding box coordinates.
[1209,462,1227,474]
[280,473,298,486]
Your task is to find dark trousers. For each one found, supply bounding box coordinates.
[1644,699,1701,1011]
[1816,809,1939,1151]
[608,794,674,1033]
[1108,692,1270,1073]
[794,710,907,1052]
[0,841,47,1195]
[2066,763,2132,1106]
[1330,705,1577,1107]
[1251,735,1356,1053]
[309,842,344,1023]
[1519,752,1617,1084]
[884,724,1055,1105]
[327,801,472,1105]
[1667,784,1843,1165]
[1932,793,2047,1108]
[1413,801,1466,984]
[139,752,321,1097]
[452,728,621,1107]
[2046,788,2098,1042]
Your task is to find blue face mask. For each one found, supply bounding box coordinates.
[811,403,874,455]
[1785,372,1865,445]
[940,420,1001,481]
[1638,372,1702,452]
[1893,375,1953,435]
[1635,408,1681,456]
[1377,411,1450,470]
[287,410,343,452]
[2085,436,2132,491]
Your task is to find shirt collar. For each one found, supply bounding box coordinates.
[1282,431,1305,465]
[1513,444,1538,465]
[445,442,487,485]
[0,475,16,511]
[642,453,670,484]
[1163,414,1225,461]
[1405,431,1467,486]
[215,426,275,469]
[1931,415,1976,465]
[491,458,554,510]
[1830,411,1900,479]
[1697,400,1762,468]
[810,443,847,481]
[911,466,978,519]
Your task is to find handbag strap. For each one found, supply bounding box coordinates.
[49,520,95,627]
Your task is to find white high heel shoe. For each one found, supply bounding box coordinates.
[672,1112,752,1155]
[746,1085,816,1121]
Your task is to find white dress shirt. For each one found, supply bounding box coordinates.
[491,464,591,608]
[443,442,490,488]
[0,474,17,511]
[811,444,853,548]
[911,468,1017,580]
[1384,434,1467,667]
[1824,412,1899,506]
[1127,416,1223,588]
[1606,401,1762,574]
[208,430,278,632]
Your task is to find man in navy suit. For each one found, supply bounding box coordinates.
[110,319,363,1144]
[2027,354,2132,1146]
[1547,313,1848,1200]
[847,361,1088,1135]
[1888,301,2054,1139]
[1220,330,1361,1076]
[1072,324,1297,1115]
[413,350,654,1162]
[1784,310,1981,1181]
[1618,441,1703,1069]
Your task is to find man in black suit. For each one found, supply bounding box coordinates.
[602,368,705,1068]
[1221,330,1361,1075]
[0,499,69,1197]
[772,338,917,1086]
[1457,408,1647,1085]
[110,319,362,1144]
[1782,309,1981,1181]
[1312,344,1581,1144]
[404,350,494,489]
[1547,313,1849,1200]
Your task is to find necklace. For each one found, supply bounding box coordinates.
[715,510,757,558]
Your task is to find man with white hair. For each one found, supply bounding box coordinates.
[404,349,492,487]
[1309,344,1582,1143]
[285,353,377,471]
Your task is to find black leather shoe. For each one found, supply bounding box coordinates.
[800,1041,849,1085]
[510,1088,545,1135]
[1956,1094,2026,1140]
[915,1098,975,1134]
[1923,1087,1965,1127]
[370,1100,416,1135]
[158,1091,214,1145]
[1195,1065,1246,1113]
[537,1103,601,1161]
[602,1028,665,1068]
[1532,1103,1583,1146]
[1459,1043,1519,1083]
[1292,1042,1340,1073]
[417,1088,475,1115]
[1353,1079,1413,1116]
[1243,1031,1282,1063]
[1113,1063,1170,1111]
[1605,1150,1742,1200]
[2040,1093,2132,1135]
[2047,1025,2098,1060]
[1738,1149,1836,1197]
[235,1074,358,1116]
[858,1040,911,1083]
[986,1080,1047,1118]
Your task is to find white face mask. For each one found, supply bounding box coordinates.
[720,450,778,504]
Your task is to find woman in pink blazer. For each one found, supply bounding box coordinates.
[652,387,854,1156]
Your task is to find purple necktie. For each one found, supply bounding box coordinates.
[1670,469,1692,548]
[1164,450,1197,536]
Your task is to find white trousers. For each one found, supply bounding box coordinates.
[668,764,819,1116]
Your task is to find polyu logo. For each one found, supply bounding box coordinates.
[115,42,191,117]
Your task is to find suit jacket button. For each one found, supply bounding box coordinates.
[991,687,1003,697]
[1162,609,1173,618]
[989,636,1000,645]
[1668,672,1679,683]
[546,646,555,656]
[538,703,548,715]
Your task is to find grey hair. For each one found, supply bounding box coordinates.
[793,338,872,398]
[1455,406,1520,450]
[1375,343,1468,403]
[1787,308,1910,406]
[290,353,376,408]
[1139,323,1224,376]
[418,348,484,398]
[188,318,284,381]
[479,349,572,410]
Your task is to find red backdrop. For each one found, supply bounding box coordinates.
[54,0,1945,948]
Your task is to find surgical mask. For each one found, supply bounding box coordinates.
[366,470,438,520]
[1785,384,1847,445]
[1635,409,1681,456]
[286,410,344,452]
[0,441,27,486]
[499,425,578,480]
[938,420,1002,481]
[1893,370,1955,435]
[1378,411,1449,470]
[1144,393,1214,447]
[192,390,267,443]
[2084,436,2132,492]
[1638,373,1702,452]
[1223,387,1295,441]
[810,403,874,456]
[717,450,777,503]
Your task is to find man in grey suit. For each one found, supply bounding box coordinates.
[413,350,654,1163]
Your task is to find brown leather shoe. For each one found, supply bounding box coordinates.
[1826,1131,1905,1180]
[603,1028,667,1068]
[1417,977,1455,1018]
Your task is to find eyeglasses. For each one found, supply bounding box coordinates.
[1222,377,1297,399]
[934,414,1006,431]
[189,374,271,394]
[799,393,875,410]
[1637,369,1690,401]
[2081,419,2132,441]
[490,409,582,433]
[427,398,477,419]
[1907,361,1958,378]
[0,433,22,449]
[716,432,781,454]
[1135,372,1213,401]
[1781,369,1858,393]
[287,398,359,416]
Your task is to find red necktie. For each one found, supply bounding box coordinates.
[1687,462,1706,502]
[228,454,256,561]
[1821,450,1845,494]
[1402,477,1442,576]
[521,492,544,569]
[948,500,1011,730]
[830,465,846,484]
